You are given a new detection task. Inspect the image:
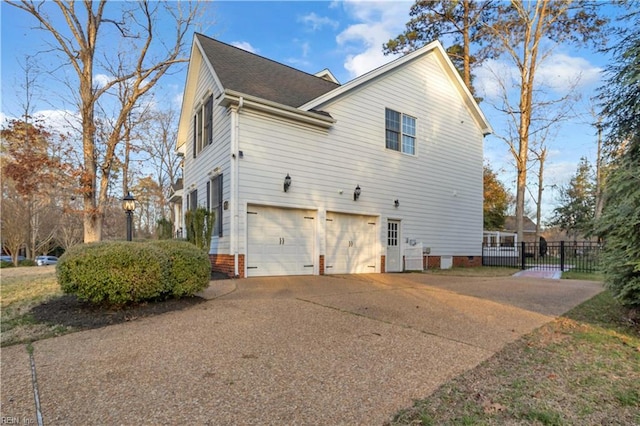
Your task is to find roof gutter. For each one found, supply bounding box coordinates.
[220,90,336,129]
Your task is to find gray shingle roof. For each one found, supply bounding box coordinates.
[196,33,340,108]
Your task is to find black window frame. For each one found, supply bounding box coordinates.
[210,174,223,237]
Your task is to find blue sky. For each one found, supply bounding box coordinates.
[0,1,625,221]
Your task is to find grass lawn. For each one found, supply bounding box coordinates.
[388,290,640,425]
[0,266,202,347]
[0,266,67,347]
[426,267,517,277]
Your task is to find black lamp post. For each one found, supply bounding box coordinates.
[122,192,136,241]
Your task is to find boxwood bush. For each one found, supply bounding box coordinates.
[149,240,210,297]
[57,242,170,305]
[57,240,211,306]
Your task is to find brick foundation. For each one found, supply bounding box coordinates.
[453,256,482,268]
[210,253,479,278]
[424,255,481,269]
[209,254,245,278]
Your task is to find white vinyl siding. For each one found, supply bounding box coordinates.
[235,51,483,258]
[182,55,232,255]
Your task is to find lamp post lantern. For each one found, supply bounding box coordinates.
[122,192,136,241]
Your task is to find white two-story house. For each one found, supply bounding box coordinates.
[175,33,492,278]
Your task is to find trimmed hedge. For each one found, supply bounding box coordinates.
[56,240,211,306]
[149,240,210,297]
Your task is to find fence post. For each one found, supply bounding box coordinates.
[521,241,526,270]
[560,241,565,272]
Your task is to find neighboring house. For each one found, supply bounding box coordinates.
[502,216,537,243]
[176,33,492,278]
[168,178,184,238]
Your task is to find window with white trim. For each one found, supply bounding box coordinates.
[193,94,213,157]
[385,108,416,155]
[209,174,223,237]
[188,189,198,211]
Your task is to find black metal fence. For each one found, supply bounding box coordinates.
[482,241,601,273]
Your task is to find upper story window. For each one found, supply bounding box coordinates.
[385,108,416,155]
[193,94,213,158]
[188,189,198,211]
[207,174,223,237]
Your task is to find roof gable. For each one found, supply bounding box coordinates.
[195,33,340,108]
[300,41,492,136]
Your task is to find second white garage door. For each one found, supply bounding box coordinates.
[246,205,316,277]
[325,212,377,274]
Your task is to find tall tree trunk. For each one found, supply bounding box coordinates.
[535,148,547,243]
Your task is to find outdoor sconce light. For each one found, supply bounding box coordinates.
[284,174,292,192]
[354,185,361,201]
[122,192,136,241]
[394,199,400,208]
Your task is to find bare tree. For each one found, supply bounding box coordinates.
[137,107,182,223]
[482,0,606,241]
[7,0,205,242]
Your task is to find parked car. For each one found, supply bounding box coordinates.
[1,255,26,263]
[36,256,58,266]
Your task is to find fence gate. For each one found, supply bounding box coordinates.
[482,241,601,273]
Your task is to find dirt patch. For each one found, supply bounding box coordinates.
[31,294,206,331]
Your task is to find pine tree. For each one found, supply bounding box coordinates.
[595,11,640,308]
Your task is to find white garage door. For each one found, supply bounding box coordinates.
[246,205,316,277]
[325,212,377,274]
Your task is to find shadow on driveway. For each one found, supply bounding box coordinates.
[1,273,602,425]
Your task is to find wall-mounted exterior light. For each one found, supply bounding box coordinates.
[394,199,399,208]
[284,174,292,192]
[354,185,361,201]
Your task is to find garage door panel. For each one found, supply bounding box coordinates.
[247,206,315,277]
[325,213,377,274]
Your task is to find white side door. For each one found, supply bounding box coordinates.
[386,220,402,272]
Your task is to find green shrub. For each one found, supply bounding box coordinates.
[185,207,214,251]
[0,260,14,268]
[56,240,212,306]
[150,240,210,297]
[57,242,170,305]
[156,217,173,240]
[18,259,37,267]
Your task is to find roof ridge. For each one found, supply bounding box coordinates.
[194,32,340,87]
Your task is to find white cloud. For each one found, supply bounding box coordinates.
[335,1,412,78]
[33,109,81,136]
[475,59,516,99]
[476,53,603,100]
[231,41,257,54]
[299,12,339,31]
[173,92,184,109]
[94,74,111,88]
[536,53,602,92]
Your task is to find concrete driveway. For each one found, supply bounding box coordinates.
[1,273,602,425]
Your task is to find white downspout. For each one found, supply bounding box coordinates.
[231,97,243,277]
